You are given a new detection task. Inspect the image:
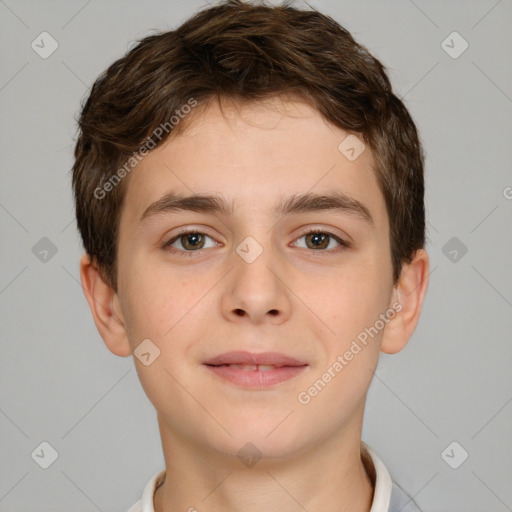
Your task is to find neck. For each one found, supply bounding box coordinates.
[153,419,375,512]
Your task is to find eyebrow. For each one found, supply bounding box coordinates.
[140,191,373,225]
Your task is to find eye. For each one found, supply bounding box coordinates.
[293,229,350,252]
[163,229,218,254]
[162,227,351,257]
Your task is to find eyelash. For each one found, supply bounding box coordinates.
[163,227,351,257]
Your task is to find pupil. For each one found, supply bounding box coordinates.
[309,233,327,248]
[185,233,202,248]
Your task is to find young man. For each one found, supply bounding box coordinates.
[72,1,429,510]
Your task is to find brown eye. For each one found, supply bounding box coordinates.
[293,229,350,252]
[304,232,330,249]
[179,233,205,250]
[164,230,217,253]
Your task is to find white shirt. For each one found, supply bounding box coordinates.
[127,442,422,512]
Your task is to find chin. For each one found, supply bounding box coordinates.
[213,416,314,459]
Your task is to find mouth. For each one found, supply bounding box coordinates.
[209,363,291,371]
[203,351,308,388]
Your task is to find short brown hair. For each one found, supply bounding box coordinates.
[72,0,425,292]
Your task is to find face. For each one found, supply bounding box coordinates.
[114,96,396,460]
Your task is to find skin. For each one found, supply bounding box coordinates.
[80,96,429,512]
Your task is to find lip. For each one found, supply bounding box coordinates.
[203,351,307,367]
[203,351,309,389]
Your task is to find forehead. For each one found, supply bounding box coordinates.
[120,97,387,231]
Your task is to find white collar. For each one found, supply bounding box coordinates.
[363,442,394,511]
[129,442,395,512]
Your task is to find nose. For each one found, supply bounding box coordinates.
[220,244,292,325]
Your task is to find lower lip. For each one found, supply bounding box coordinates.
[205,364,308,388]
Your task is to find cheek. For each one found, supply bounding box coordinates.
[119,256,215,342]
[320,262,391,332]
[302,278,390,411]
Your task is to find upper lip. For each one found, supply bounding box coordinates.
[203,351,308,367]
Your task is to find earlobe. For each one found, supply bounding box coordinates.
[79,253,132,357]
[381,249,430,354]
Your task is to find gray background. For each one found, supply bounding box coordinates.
[1,0,511,510]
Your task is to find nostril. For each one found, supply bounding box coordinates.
[234,309,245,316]
[268,309,278,316]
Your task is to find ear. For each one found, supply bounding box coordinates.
[79,253,132,357]
[381,249,429,354]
